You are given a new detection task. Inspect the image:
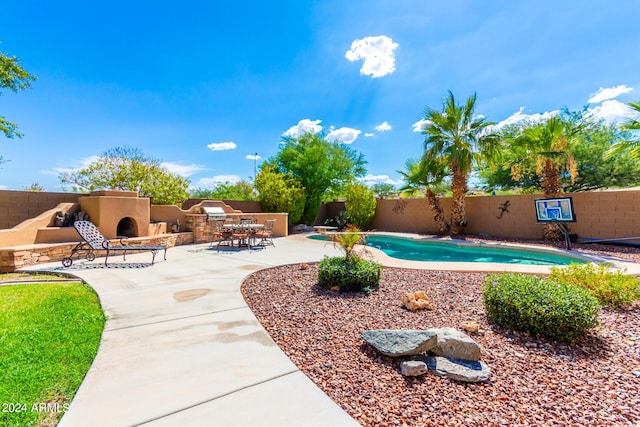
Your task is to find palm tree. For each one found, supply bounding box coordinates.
[397,157,450,234]
[507,115,585,239]
[421,91,499,235]
[508,116,582,197]
[605,100,640,160]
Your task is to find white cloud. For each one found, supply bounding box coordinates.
[0,184,7,190]
[207,141,237,151]
[161,162,205,177]
[49,155,100,175]
[586,99,637,124]
[365,133,374,137]
[492,107,559,131]
[326,127,362,144]
[194,175,242,189]
[412,119,431,132]
[345,35,399,78]
[282,119,323,138]
[588,85,634,104]
[358,174,403,186]
[245,154,261,160]
[375,121,392,132]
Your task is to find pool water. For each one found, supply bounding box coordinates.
[310,234,586,266]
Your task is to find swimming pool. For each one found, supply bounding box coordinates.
[309,234,587,266]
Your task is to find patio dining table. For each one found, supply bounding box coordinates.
[221,223,264,248]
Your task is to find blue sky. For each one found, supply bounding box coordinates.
[1,0,640,192]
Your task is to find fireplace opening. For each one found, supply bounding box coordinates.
[117,217,138,237]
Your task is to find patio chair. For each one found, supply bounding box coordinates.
[254,219,276,247]
[211,219,234,250]
[231,222,252,249]
[61,220,167,267]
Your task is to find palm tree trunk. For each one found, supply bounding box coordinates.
[450,167,468,235]
[541,159,563,240]
[425,187,449,234]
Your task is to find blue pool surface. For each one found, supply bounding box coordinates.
[309,234,586,266]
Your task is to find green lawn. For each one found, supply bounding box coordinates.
[0,281,105,427]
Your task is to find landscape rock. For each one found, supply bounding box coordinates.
[427,327,481,361]
[402,291,433,310]
[362,329,438,357]
[422,355,492,382]
[400,360,428,376]
[460,320,480,333]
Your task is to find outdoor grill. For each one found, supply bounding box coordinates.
[203,206,227,221]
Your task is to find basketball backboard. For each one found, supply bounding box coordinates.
[535,197,576,222]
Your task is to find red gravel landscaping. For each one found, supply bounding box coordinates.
[241,241,640,427]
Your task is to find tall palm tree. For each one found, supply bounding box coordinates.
[422,91,499,235]
[605,100,640,160]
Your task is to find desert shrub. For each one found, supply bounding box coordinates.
[318,256,382,294]
[345,183,377,229]
[549,263,640,308]
[323,210,349,230]
[483,273,600,342]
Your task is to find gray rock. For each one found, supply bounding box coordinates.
[423,355,492,383]
[362,329,438,357]
[400,360,428,376]
[427,327,481,361]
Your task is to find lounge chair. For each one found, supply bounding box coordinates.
[62,220,167,267]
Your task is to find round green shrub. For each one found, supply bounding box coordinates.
[318,256,382,294]
[483,273,600,342]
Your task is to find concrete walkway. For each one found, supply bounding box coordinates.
[27,235,356,427]
[23,234,640,426]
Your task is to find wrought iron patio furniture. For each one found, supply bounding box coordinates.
[210,218,233,249]
[62,220,167,267]
[254,219,276,247]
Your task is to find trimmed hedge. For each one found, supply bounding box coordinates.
[483,273,600,342]
[318,256,382,294]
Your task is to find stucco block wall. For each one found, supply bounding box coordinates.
[0,190,85,230]
[320,190,640,241]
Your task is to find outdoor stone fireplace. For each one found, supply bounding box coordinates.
[79,190,150,239]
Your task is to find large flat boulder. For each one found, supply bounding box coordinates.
[427,327,481,361]
[362,329,438,357]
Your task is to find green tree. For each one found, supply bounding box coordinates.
[22,182,44,192]
[265,132,367,224]
[1,48,37,164]
[421,91,499,235]
[481,118,640,192]
[344,183,377,229]
[605,100,640,160]
[254,164,305,223]
[191,180,257,201]
[371,182,397,199]
[506,116,583,199]
[59,146,189,205]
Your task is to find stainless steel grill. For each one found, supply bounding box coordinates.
[203,207,227,221]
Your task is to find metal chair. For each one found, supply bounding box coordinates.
[254,219,276,247]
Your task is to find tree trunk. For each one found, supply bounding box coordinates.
[425,187,449,234]
[541,159,563,241]
[450,167,468,235]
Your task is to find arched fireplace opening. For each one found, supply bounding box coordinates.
[117,217,138,237]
